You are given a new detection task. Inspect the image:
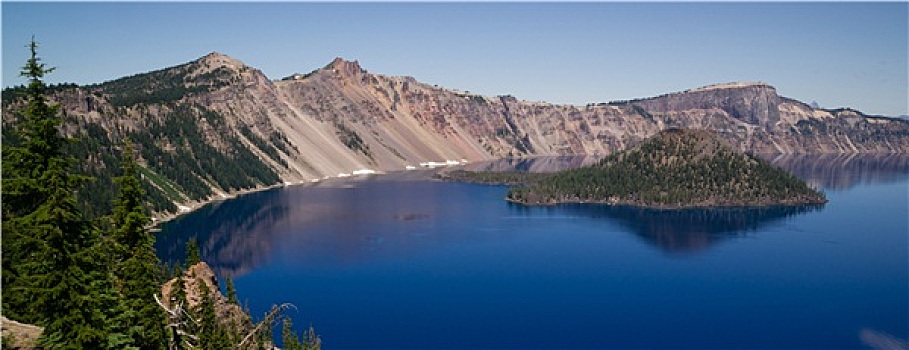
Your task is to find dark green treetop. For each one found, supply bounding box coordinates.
[226,274,239,305]
[185,237,201,268]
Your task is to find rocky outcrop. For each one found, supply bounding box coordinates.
[4,53,907,214]
[628,82,782,128]
[161,262,252,331]
[1,316,42,350]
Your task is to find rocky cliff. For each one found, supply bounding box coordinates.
[161,262,252,332]
[3,53,907,215]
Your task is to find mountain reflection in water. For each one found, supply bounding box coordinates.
[765,153,909,190]
[544,203,823,254]
[156,153,907,278]
[157,180,497,278]
[156,187,294,277]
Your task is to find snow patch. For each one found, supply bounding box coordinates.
[419,160,467,168]
[420,162,443,168]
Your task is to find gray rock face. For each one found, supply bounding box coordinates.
[632,83,782,127]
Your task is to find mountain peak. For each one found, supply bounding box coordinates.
[203,51,229,59]
[197,51,247,70]
[327,57,364,76]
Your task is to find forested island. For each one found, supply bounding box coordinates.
[506,129,827,208]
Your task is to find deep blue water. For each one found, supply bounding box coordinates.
[156,155,909,349]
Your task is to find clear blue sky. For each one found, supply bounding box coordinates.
[3,2,907,116]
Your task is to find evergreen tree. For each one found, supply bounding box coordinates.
[1,37,68,324]
[2,39,63,217]
[196,280,230,349]
[185,237,201,268]
[226,274,239,305]
[0,209,35,323]
[282,317,303,350]
[301,325,322,350]
[28,160,111,349]
[281,316,321,350]
[1,37,117,349]
[170,263,183,281]
[111,141,167,350]
[256,321,273,350]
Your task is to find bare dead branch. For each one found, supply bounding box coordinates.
[237,303,296,349]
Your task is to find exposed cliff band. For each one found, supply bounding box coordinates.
[2,53,905,216]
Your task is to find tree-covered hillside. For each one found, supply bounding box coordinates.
[1,39,319,350]
[2,60,285,218]
[507,129,827,208]
[86,56,235,107]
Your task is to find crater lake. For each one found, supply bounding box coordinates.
[156,154,908,349]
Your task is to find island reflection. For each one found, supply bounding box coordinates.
[554,203,823,254]
[156,154,907,276]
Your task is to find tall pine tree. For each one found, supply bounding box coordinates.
[111,141,167,350]
[1,37,68,324]
[195,281,231,349]
[1,37,117,349]
[2,39,63,217]
[281,316,321,350]
[185,237,201,268]
[282,317,303,350]
[226,274,239,305]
